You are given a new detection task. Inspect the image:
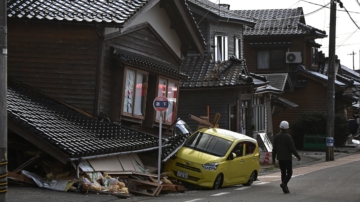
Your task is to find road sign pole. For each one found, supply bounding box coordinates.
[153,96,168,184]
[158,112,162,183]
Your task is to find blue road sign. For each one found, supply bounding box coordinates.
[153,96,169,112]
[326,137,334,147]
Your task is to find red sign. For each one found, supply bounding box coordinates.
[153,96,169,112]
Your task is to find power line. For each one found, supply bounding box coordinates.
[289,0,301,8]
[336,29,358,49]
[196,0,220,25]
[301,0,360,14]
[341,4,360,29]
[322,42,360,48]
[302,0,360,30]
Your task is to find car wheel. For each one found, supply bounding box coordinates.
[243,171,256,186]
[212,173,223,190]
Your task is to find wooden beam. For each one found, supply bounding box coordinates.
[12,154,41,174]
[8,172,36,186]
[189,114,214,127]
[8,120,69,164]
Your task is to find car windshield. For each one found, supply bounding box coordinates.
[184,131,232,157]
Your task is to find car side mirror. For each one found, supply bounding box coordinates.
[228,152,236,160]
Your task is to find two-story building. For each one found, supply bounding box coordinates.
[6,0,205,173]
[234,7,357,136]
[178,0,287,140]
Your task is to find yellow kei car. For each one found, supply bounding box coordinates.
[164,127,260,189]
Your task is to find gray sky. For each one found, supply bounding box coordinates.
[209,0,360,70]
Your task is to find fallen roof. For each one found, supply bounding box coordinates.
[7,80,187,163]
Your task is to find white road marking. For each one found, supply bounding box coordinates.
[211,192,230,196]
[292,174,304,178]
[253,182,270,185]
[183,199,205,202]
[235,187,251,191]
[258,175,281,178]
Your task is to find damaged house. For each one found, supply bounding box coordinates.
[178,0,283,140]
[233,7,358,140]
[6,0,206,195]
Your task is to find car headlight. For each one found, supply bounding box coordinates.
[202,163,219,170]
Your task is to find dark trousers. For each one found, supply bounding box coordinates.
[278,160,293,185]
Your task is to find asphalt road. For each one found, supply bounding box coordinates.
[6,153,360,202]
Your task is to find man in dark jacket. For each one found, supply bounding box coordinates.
[272,120,301,194]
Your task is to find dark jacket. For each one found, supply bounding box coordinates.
[272,130,300,161]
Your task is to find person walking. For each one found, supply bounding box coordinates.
[272,120,301,194]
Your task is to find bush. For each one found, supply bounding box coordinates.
[290,111,349,149]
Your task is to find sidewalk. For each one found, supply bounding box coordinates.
[259,145,360,174]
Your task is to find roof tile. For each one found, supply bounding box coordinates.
[8,80,186,160]
[7,0,149,25]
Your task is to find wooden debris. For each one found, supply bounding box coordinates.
[161,184,185,193]
[127,179,162,196]
[8,172,36,186]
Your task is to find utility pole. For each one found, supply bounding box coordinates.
[326,0,342,161]
[0,0,7,201]
[348,51,356,70]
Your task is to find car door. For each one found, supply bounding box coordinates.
[242,141,258,180]
[225,141,247,185]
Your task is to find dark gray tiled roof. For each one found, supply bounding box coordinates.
[111,47,189,80]
[187,0,256,25]
[275,97,298,108]
[7,80,187,160]
[234,8,326,37]
[259,73,288,91]
[341,65,360,84]
[180,55,267,88]
[7,0,148,26]
[254,85,282,94]
[296,65,346,87]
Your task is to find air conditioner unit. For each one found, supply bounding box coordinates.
[286,52,302,63]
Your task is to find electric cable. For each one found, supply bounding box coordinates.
[336,29,358,49]
[196,0,220,25]
[301,0,360,14]
[341,4,360,29]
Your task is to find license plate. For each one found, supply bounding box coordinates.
[177,170,188,179]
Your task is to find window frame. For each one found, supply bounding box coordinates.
[214,35,228,62]
[311,47,318,66]
[257,49,286,70]
[121,68,148,120]
[155,77,179,125]
[245,141,256,155]
[253,95,265,132]
[231,142,244,158]
[235,37,242,59]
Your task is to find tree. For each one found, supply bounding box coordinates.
[291,111,349,149]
